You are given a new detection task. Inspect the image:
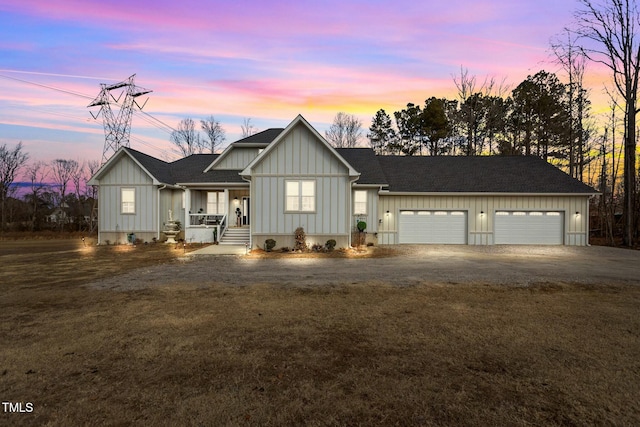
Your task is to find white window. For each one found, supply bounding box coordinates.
[207,192,226,215]
[121,188,135,214]
[354,190,367,215]
[286,180,315,212]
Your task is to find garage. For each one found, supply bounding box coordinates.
[398,210,467,244]
[494,211,564,245]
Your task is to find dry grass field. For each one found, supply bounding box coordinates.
[1,239,639,426]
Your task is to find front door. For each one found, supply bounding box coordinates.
[242,197,250,225]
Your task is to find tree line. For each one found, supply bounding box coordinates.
[363,70,588,179]
[0,142,98,233]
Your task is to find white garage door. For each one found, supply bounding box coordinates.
[398,210,467,244]
[494,211,564,245]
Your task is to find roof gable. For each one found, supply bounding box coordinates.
[88,147,167,185]
[203,128,284,172]
[240,115,359,177]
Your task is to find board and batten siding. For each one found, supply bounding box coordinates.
[97,155,158,244]
[250,123,352,248]
[377,194,589,246]
[215,147,261,170]
[353,187,379,234]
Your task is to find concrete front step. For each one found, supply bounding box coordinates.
[220,227,250,245]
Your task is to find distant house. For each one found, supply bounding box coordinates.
[88,114,596,247]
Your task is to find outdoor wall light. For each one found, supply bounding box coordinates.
[386,210,390,215]
[575,211,580,216]
[480,211,485,215]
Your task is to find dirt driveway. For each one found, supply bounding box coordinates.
[89,245,640,290]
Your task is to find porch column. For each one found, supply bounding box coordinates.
[224,189,229,219]
[185,188,191,227]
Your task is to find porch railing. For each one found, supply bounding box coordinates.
[188,213,224,227]
[187,213,228,243]
[219,214,228,238]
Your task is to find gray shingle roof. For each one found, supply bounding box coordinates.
[124,148,245,185]
[125,148,174,184]
[336,148,388,186]
[376,155,596,193]
[123,146,594,194]
[233,128,284,144]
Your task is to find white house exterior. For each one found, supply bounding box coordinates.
[89,115,596,247]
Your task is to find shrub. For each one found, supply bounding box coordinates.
[294,227,307,251]
[265,239,276,252]
[326,239,337,251]
[311,243,324,252]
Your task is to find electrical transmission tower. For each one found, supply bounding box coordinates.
[88,74,152,163]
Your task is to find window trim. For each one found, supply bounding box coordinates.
[354,190,367,215]
[121,188,136,214]
[285,180,316,213]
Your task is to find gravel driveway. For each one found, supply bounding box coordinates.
[88,245,640,291]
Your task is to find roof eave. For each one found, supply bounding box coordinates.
[88,147,162,185]
[379,191,599,196]
[177,182,249,187]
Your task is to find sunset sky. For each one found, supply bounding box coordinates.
[0,0,608,164]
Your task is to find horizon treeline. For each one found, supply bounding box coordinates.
[367,69,591,182]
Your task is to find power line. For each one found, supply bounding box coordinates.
[0,74,94,99]
[0,72,177,135]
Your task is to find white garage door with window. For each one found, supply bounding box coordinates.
[494,211,564,245]
[398,210,467,244]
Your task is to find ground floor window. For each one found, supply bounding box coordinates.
[207,192,226,215]
[121,188,135,214]
[286,180,315,212]
[354,190,367,215]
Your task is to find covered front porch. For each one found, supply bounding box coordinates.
[184,187,250,244]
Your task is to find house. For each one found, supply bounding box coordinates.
[88,114,596,247]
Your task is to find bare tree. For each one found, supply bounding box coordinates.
[200,116,226,154]
[0,142,28,231]
[551,29,589,180]
[574,0,640,246]
[50,159,79,231]
[24,161,48,231]
[72,161,86,231]
[241,118,257,138]
[170,118,202,156]
[325,112,363,148]
[86,159,100,232]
